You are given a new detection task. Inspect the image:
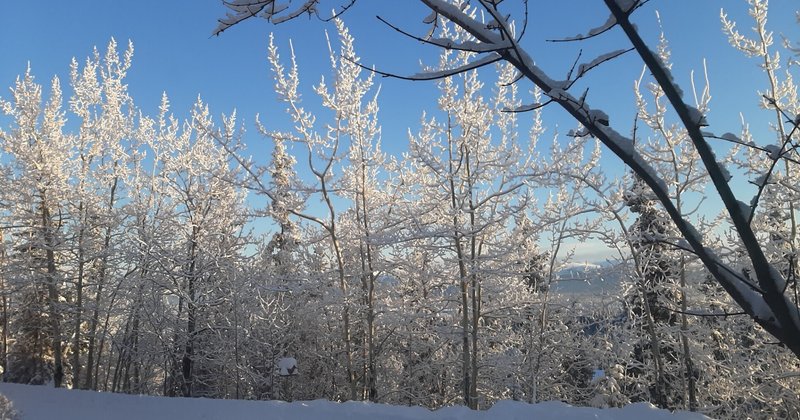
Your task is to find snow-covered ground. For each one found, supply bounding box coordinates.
[0,382,708,420]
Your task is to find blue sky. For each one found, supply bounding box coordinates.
[1,1,798,260]
[2,1,797,155]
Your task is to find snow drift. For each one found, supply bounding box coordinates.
[0,382,708,420]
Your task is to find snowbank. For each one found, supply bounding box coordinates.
[0,382,709,420]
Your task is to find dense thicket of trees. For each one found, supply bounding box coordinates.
[0,1,798,418]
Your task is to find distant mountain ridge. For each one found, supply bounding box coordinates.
[553,261,625,295]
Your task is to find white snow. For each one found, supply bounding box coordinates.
[684,223,703,244]
[577,49,629,77]
[764,144,782,160]
[423,10,437,24]
[277,357,299,376]
[507,102,544,113]
[648,48,684,98]
[567,127,590,138]
[720,132,741,142]
[0,382,709,420]
[767,264,788,300]
[614,0,638,13]
[720,165,732,182]
[411,53,502,80]
[589,109,610,125]
[686,107,707,127]
[736,199,752,221]
[428,38,507,53]
[753,173,769,187]
[560,15,616,41]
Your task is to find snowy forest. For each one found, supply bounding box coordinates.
[0,0,798,419]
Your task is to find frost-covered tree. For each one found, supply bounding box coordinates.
[614,30,716,408]
[401,34,542,407]
[64,39,136,390]
[214,0,800,360]
[0,66,74,387]
[6,0,800,412]
[623,175,683,407]
[213,19,401,401]
[146,98,248,397]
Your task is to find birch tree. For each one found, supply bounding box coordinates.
[402,34,539,406]
[214,0,800,359]
[65,39,136,390]
[0,67,74,387]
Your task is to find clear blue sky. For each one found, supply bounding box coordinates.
[1,1,798,259]
[2,1,797,154]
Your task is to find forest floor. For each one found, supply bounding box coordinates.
[0,382,710,420]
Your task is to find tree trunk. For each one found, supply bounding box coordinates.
[678,256,697,410]
[1,284,7,381]
[356,150,378,401]
[96,275,125,392]
[466,149,480,410]
[1,245,8,380]
[84,177,117,389]
[72,201,86,387]
[41,199,63,388]
[469,272,479,409]
[84,281,101,389]
[318,160,356,401]
[332,238,355,401]
[443,114,474,409]
[182,252,197,398]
